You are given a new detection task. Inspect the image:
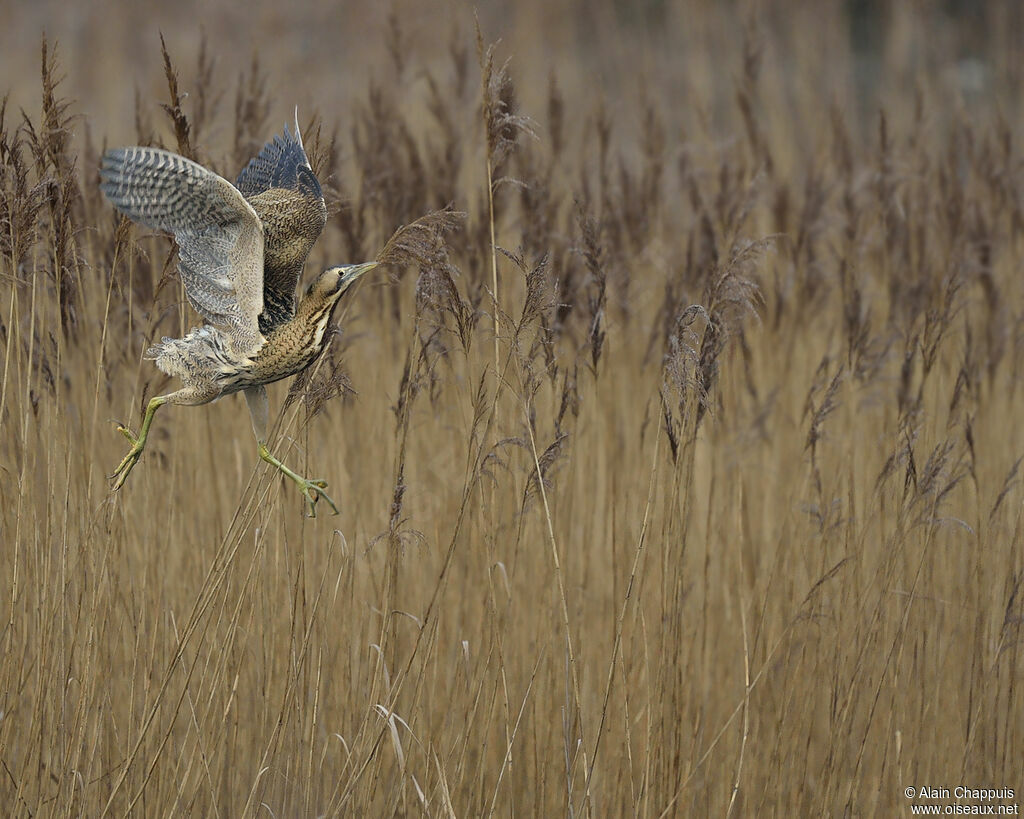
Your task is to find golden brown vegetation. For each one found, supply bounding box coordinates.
[1,1,1023,815]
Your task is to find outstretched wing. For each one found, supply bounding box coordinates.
[235,112,323,200]
[100,147,265,355]
[236,114,327,333]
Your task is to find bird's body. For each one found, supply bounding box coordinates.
[100,117,378,515]
[145,271,348,398]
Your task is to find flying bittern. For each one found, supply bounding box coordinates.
[100,117,377,516]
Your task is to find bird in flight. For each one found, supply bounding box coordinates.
[100,115,377,516]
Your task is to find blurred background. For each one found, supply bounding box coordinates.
[2,0,1021,150]
[1,0,1023,815]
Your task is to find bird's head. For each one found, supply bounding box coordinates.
[311,261,379,300]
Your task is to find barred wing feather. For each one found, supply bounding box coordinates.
[100,146,265,356]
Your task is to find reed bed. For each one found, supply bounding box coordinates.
[0,1,1022,815]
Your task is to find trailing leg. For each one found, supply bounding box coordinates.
[245,385,338,518]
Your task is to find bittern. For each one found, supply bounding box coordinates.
[100,117,377,516]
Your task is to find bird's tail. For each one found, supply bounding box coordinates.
[144,326,221,379]
[144,337,186,378]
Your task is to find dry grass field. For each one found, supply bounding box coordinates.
[1,0,1023,815]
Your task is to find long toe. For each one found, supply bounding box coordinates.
[110,456,137,489]
[302,481,339,518]
[110,445,143,489]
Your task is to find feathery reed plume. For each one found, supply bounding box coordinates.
[376,208,466,268]
[158,34,194,160]
[378,208,473,351]
[232,52,270,170]
[189,29,219,144]
[575,204,608,372]
[476,17,535,376]
[0,99,47,273]
[22,37,81,332]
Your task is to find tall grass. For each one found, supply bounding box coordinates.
[1,2,1022,815]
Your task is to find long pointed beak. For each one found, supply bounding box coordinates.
[341,261,379,285]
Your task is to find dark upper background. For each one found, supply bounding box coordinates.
[1,0,1019,165]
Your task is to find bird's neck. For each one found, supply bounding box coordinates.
[291,290,343,351]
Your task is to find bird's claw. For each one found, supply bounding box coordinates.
[301,479,339,518]
[109,423,144,490]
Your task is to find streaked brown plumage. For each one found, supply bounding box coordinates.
[100,116,378,516]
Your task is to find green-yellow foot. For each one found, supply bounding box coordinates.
[109,396,167,492]
[297,478,339,518]
[110,422,146,490]
[258,441,339,518]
